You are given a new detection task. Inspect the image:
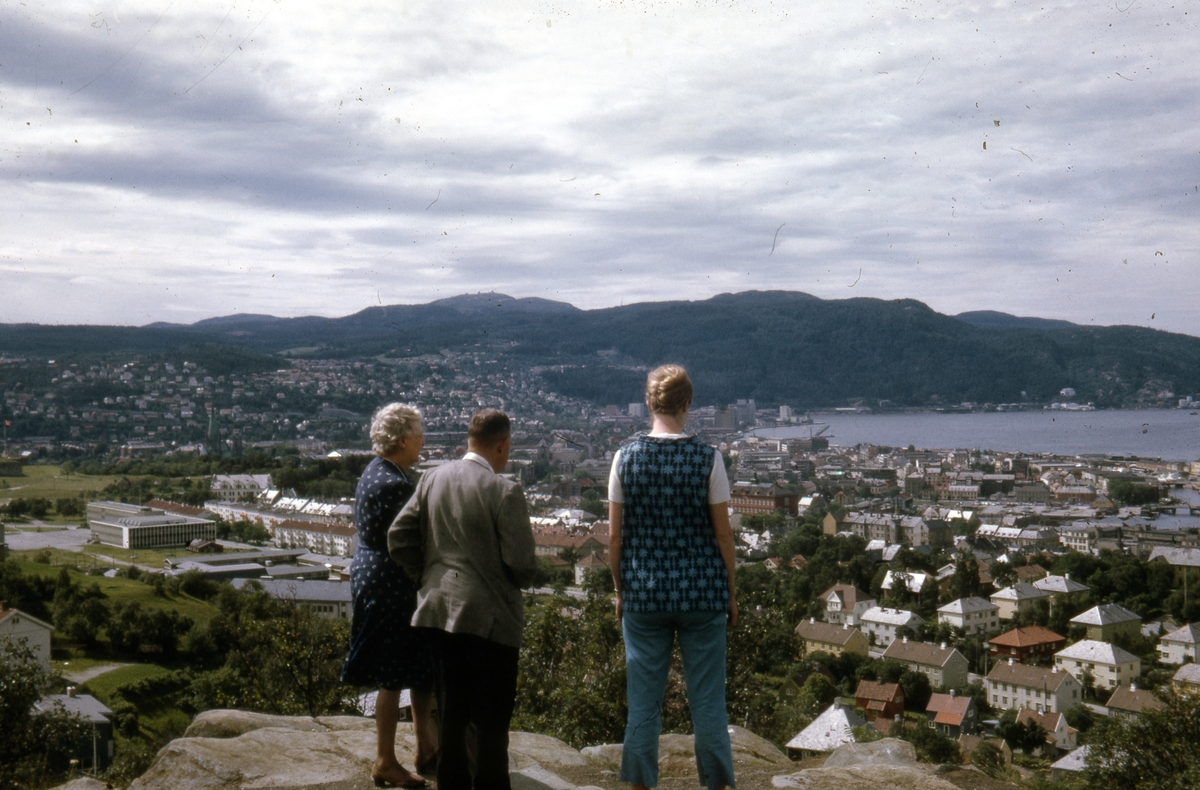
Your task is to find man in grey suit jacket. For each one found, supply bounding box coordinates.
[389,409,537,790]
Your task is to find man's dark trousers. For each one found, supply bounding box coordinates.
[430,629,520,790]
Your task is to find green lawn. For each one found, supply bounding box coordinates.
[80,543,253,568]
[1,464,129,500]
[10,553,221,627]
[81,663,176,704]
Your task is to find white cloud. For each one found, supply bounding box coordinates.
[1,0,1197,333]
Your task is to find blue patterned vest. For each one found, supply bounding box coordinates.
[617,434,729,613]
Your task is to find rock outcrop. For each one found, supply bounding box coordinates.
[772,738,961,790]
[52,710,963,790]
[581,726,791,776]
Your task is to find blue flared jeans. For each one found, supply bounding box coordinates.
[620,610,736,789]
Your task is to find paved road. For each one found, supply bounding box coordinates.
[3,522,91,551]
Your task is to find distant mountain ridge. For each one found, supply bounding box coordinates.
[955,310,1078,330]
[2,291,1198,409]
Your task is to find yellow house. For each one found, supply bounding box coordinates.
[794,618,869,657]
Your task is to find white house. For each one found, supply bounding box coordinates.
[1158,623,1200,665]
[1054,640,1141,691]
[1070,603,1142,642]
[1033,573,1090,597]
[990,583,1050,620]
[818,584,876,626]
[881,570,931,595]
[938,596,1000,636]
[882,638,971,689]
[986,659,1082,713]
[210,474,274,502]
[860,606,925,647]
[0,603,54,667]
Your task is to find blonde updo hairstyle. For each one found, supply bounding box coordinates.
[370,403,423,456]
[645,364,694,417]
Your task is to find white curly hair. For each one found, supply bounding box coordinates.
[369,403,423,456]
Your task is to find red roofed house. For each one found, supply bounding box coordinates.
[854,680,905,725]
[925,690,978,737]
[988,625,1066,664]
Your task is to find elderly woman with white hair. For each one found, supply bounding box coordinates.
[341,403,437,788]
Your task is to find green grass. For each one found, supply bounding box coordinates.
[81,663,175,704]
[1,464,130,500]
[80,543,253,568]
[10,553,221,626]
[50,655,114,674]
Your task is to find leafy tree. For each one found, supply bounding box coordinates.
[1083,692,1200,790]
[949,551,981,600]
[1063,703,1095,735]
[1108,480,1159,506]
[514,591,628,748]
[971,740,1007,778]
[192,590,353,717]
[794,673,839,717]
[0,639,89,790]
[898,670,932,711]
[895,719,961,764]
[54,497,84,517]
[998,709,1047,755]
[107,601,192,656]
[989,560,1017,589]
[1016,597,1051,628]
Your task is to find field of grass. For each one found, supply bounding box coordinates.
[9,552,221,626]
[0,464,130,500]
[81,663,176,704]
[80,543,255,568]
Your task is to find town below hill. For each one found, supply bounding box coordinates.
[4,418,1200,788]
[4,317,1200,788]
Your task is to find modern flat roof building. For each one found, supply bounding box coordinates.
[231,578,352,619]
[87,501,216,549]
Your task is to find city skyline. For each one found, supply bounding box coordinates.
[3,2,1198,334]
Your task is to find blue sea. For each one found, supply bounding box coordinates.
[749,408,1200,461]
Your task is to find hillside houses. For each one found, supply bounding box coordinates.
[1054,640,1141,691]
[988,626,1066,664]
[818,584,875,626]
[1158,623,1200,664]
[937,597,999,635]
[986,659,1082,713]
[882,638,970,689]
[822,512,950,547]
[1070,603,1142,642]
[990,583,1049,620]
[794,619,868,657]
[860,607,925,647]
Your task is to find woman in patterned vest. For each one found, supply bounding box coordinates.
[607,364,739,790]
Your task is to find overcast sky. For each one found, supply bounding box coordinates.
[3,1,1197,334]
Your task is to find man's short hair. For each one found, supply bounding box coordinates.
[468,409,511,447]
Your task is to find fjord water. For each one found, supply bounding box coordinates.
[752,409,1200,461]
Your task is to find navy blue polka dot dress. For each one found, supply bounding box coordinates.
[341,456,435,692]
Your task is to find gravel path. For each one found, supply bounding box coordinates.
[63,662,135,684]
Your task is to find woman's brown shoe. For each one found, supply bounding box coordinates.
[371,765,426,788]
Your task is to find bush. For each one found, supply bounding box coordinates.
[971,740,1006,778]
[895,721,961,764]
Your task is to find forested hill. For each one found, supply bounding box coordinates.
[3,291,1200,409]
